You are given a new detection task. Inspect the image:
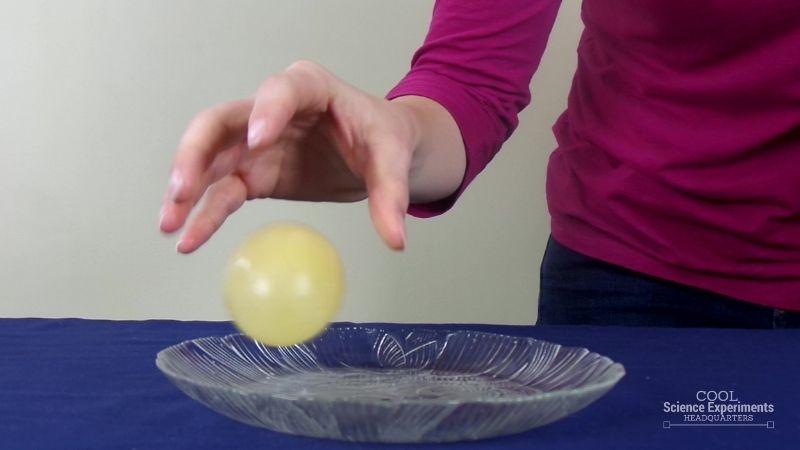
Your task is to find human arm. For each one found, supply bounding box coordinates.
[158,0,561,251]
[389,0,562,216]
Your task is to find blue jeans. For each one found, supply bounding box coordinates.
[537,237,800,328]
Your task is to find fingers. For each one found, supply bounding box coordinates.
[172,99,253,202]
[160,100,252,234]
[161,62,334,246]
[159,193,194,234]
[247,61,332,150]
[161,61,408,254]
[364,137,411,251]
[176,175,248,254]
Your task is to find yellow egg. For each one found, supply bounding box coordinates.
[223,223,345,346]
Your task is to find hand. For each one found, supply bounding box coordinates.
[159,61,418,253]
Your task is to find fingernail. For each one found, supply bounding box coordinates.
[168,171,184,201]
[159,205,167,225]
[175,240,183,253]
[247,119,267,148]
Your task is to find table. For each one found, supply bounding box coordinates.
[0,318,797,449]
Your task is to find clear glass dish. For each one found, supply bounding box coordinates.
[156,326,625,443]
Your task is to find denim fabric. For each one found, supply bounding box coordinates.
[538,237,800,328]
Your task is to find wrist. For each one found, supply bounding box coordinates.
[388,96,424,168]
[388,95,465,204]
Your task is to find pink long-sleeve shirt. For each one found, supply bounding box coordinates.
[388,0,800,310]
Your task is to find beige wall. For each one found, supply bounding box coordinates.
[0,1,582,323]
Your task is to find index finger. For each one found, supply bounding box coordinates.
[169,98,254,204]
[247,61,334,150]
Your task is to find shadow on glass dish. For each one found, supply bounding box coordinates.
[156,326,625,443]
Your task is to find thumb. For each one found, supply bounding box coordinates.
[364,138,411,251]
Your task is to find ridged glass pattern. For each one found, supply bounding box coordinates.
[156,326,625,442]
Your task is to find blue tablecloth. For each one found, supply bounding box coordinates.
[0,318,797,449]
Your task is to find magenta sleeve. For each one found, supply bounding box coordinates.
[387,0,562,217]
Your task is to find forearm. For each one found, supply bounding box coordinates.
[385,0,561,216]
[391,95,466,204]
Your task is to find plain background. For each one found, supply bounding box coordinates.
[0,1,582,323]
